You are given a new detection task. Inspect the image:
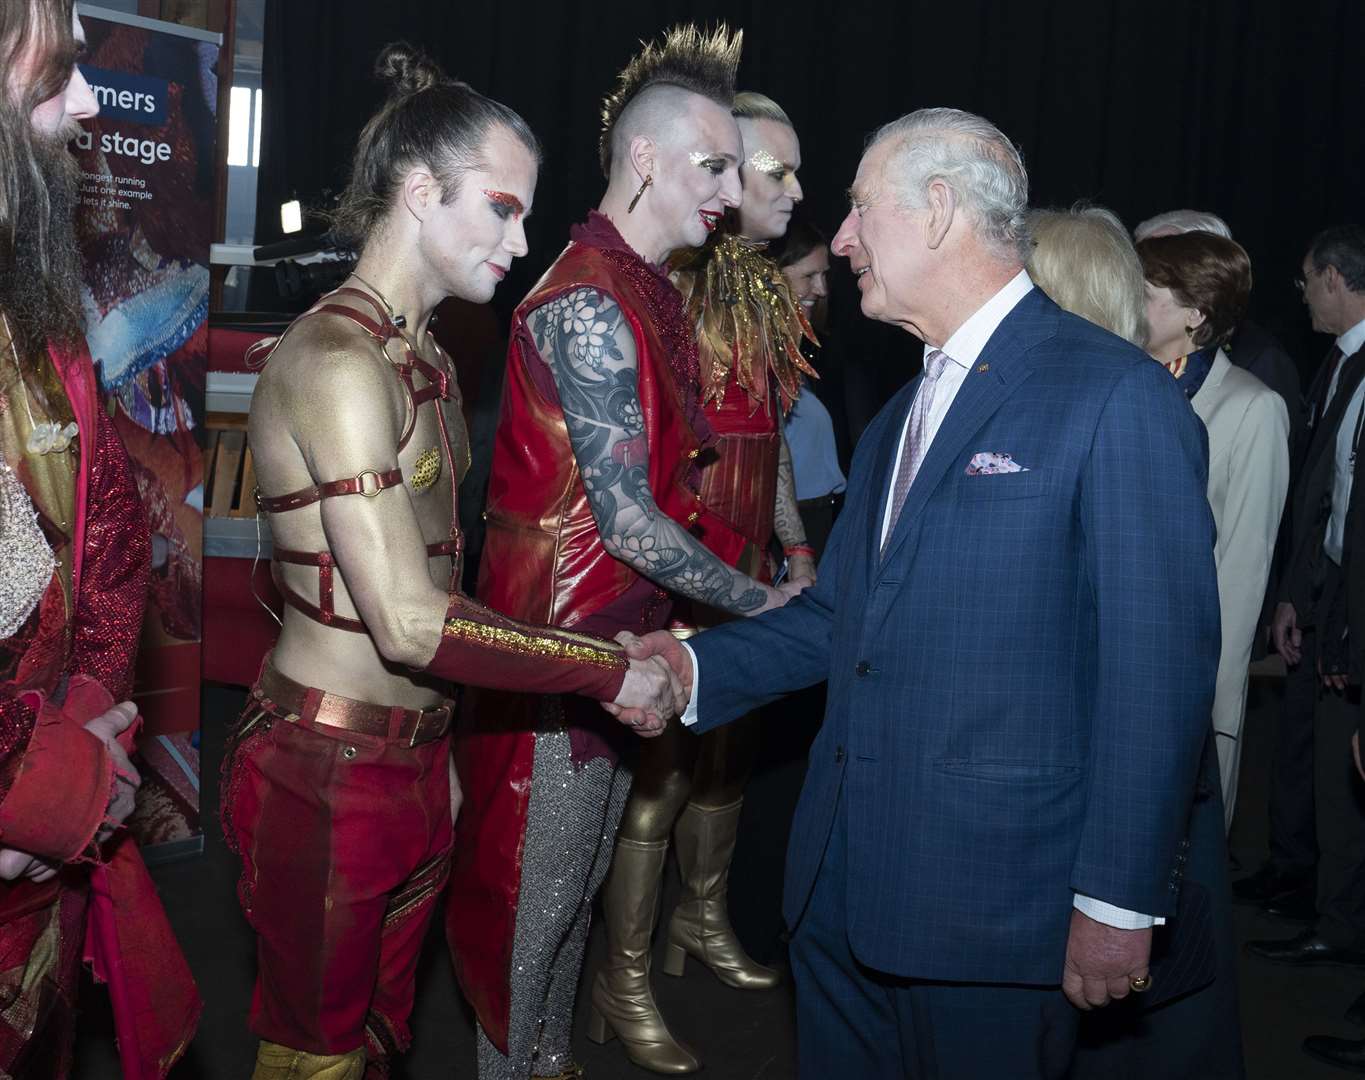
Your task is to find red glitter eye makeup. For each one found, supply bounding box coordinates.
[482,190,525,218]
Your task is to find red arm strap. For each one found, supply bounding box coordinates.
[257,466,404,514]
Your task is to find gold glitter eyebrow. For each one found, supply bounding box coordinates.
[748,149,789,176]
[689,152,735,168]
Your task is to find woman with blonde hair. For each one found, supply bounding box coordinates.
[1027,204,1148,346]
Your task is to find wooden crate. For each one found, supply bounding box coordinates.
[203,412,257,519]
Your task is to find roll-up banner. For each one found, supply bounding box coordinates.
[74,4,221,861]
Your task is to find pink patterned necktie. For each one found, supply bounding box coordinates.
[882,348,950,555]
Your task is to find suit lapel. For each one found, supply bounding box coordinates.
[1303,347,1365,484]
[877,292,1058,572]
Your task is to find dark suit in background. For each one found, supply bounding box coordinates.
[1268,343,1365,947]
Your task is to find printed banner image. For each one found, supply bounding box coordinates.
[75,11,219,859]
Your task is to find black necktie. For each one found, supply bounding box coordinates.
[1312,344,1346,429]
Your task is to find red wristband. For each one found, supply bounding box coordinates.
[784,544,816,559]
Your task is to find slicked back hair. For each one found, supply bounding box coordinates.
[333,41,541,249]
[732,91,792,127]
[598,23,742,178]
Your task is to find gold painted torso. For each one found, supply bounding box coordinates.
[250,315,470,710]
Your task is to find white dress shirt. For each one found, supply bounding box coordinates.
[1323,317,1365,566]
[878,269,1033,546]
[681,269,1157,930]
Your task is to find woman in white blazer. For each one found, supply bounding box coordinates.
[1138,231,1291,829]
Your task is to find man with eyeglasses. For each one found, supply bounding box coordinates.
[1244,229,1365,1045]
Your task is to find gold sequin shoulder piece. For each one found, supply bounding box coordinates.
[671,233,818,414]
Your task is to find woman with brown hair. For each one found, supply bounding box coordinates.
[1138,231,1290,829]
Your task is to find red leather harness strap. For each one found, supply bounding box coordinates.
[270,536,464,633]
[254,284,464,636]
[256,466,405,514]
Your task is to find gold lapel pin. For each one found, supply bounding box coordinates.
[977,363,990,372]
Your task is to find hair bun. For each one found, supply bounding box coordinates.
[374,42,446,97]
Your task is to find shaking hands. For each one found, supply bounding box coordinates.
[601,631,697,736]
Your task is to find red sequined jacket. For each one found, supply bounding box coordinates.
[0,344,149,901]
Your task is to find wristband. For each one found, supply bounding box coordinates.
[783,544,816,559]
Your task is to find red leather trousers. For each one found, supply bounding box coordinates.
[221,667,453,1064]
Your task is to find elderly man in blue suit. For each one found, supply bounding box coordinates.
[616,107,1220,1078]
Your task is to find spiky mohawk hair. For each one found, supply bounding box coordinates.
[598,23,743,177]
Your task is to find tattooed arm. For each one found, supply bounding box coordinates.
[773,431,816,584]
[531,288,784,616]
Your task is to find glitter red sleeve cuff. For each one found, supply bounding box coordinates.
[421,592,627,701]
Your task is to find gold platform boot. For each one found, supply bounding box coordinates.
[662,799,780,990]
[252,1041,366,1080]
[587,836,701,1074]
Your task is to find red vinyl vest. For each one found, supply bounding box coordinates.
[476,242,704,627]
[450,225,707,1054]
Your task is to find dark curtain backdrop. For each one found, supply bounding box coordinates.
[257,0,1364,437]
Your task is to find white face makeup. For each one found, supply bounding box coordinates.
[735,117,803,242]
[646,95,742,250]
[418,125,537,304]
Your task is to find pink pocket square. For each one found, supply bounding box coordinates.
[965,452,1029,476]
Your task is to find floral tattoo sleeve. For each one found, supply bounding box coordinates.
[530,288,769,614]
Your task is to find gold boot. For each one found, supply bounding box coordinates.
[587,836,701,1074]
[662,799,780,990]
[252,1041,366,1079]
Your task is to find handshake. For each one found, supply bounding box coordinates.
[600,576,810,736]
[601,630,697,737]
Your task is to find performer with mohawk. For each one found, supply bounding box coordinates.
[592,90,818,1074]
[448,24,800,1080]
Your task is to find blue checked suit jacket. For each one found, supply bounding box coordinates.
[688,288,1220,985]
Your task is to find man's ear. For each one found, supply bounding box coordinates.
[925,178,956,250]
[401,168,439,223]
[1186,307,1209,332]
[628,135,656,183]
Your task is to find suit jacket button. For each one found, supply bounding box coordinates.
[835,745,845,763]
[855,660,872,676]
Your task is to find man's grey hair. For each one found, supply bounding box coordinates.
[868,107,1030,259]
[1133,209,1232,242]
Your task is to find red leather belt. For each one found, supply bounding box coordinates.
[253,661,452,748]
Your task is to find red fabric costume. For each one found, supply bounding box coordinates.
[0,336,199,1078]
[222,290,628,1071]
[448,212,709,1052]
